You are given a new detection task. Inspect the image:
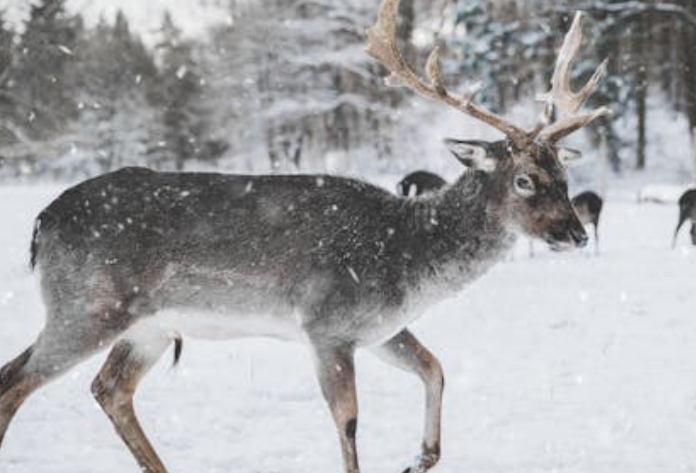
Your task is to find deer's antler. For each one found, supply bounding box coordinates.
[365,0,531,147]
[366,1,611,147]
[534,12,612,143]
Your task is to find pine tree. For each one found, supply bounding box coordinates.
[678,2,696,142]
[0,13,18,148]
[12,0,82,140]
[450,0,554,112]
[151,12,218,171]
[64,10,160,175]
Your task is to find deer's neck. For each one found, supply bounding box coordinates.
[402,170,515,291]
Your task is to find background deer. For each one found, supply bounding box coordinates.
[672,188,696,248]
[397,170,447,197]
[0,1,609,473]
[571,190,603,254]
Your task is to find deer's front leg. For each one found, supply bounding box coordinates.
[312,343,360,473]
[372,329,444,473]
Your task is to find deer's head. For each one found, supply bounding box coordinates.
[444,138,588,250]
[366,0,610,250]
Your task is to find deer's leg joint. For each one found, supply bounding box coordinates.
[345,418,357,440]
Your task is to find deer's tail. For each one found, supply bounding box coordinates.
[173,335,183,367]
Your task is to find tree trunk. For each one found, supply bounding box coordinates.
[634,18,648,170]
[635,78,646,170]
[692,127,696,183]
[681,3,696,140]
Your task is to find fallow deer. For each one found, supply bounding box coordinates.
[0,2,609,473]
[397,170,447,197]
[672,188,696,248]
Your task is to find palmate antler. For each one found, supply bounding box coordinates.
[365,0,610,146]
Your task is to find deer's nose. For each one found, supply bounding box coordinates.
[569,226,588,248]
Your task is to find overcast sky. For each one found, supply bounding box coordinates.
[0,0,229,43]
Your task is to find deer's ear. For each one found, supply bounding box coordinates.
[557,147,582,164]
[444,139,497,172]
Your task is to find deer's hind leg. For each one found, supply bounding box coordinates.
[92,326,174,473]
[371,329,444,473]
[0,346,39,448]
[0,307,130,449]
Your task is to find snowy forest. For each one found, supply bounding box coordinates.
[0,0,695,182]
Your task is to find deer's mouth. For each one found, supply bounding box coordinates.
[544,229,587,251]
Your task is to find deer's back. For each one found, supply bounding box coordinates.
[38,167,398,252]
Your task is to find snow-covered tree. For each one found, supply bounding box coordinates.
[11,0,81,139]
[0,0,83,177]
[448,0,555,112]
[205,0,407,173]
[61,11,161,176]
[0,13,18,149]
[150,12,225,171]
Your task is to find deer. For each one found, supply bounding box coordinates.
[672,188,696,248]
[571,190,603,254]
[0,1,609,472]
[397,170,447,197]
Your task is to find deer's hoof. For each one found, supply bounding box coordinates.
[401,450,440,473]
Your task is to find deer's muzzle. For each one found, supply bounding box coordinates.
[545,217,588,251]
[568,226,589,248]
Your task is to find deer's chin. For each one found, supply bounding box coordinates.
[544,238,575,252]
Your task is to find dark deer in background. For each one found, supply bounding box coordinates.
[672,188,696,248]
[571,190,603,253]
[397,170,447,197]
[0,2,609,473]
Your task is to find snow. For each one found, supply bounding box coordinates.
[637,183,692,204]
[1,182,695,473]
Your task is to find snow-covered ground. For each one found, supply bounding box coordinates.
[0,182,695,473]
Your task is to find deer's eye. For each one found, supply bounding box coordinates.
[514,174,536,196]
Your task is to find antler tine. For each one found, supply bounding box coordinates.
[365,0,530,146]
[526,98,554,139]
[536,12,612,143]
